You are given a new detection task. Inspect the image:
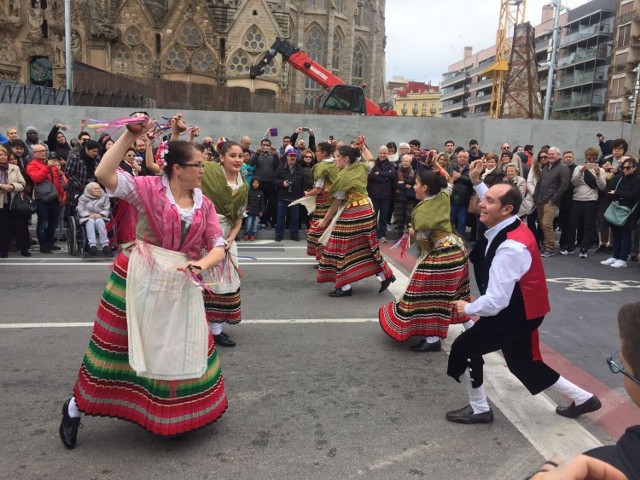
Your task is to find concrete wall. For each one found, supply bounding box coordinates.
[3,105,640,157]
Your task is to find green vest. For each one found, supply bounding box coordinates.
[411,191,452,234]
[330,162,369,198]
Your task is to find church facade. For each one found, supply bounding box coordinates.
[0,0,388,105]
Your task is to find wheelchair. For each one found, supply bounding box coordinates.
[66,198,86,258]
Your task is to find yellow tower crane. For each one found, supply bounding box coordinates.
[482,0,527,118]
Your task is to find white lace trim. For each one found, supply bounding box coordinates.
[161,174,202,228]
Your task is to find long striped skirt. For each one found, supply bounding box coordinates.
[204,289,242,323]
[317,203,393,288]
[306,190,331,259]
[379,244,471,341]
[73,252,228,436]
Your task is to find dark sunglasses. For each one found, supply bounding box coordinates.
[621,165,634,171]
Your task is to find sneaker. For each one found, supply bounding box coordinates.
[540,250,555,258]
[578,250,588,259]
[600,257,616,266]
[242,235,248,241]
[560,249,574,255]
[611,259,628,268]
[249,235,255,241]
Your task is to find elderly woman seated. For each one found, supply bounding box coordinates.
[77,182,112,256]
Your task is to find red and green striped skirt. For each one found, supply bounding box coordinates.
[306,190,331,259]
[73,252,228,436]
[317,202,393,288]
[204,289,242,324]
[379,244,471,340]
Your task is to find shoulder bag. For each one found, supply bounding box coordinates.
[34,179,58,202]
[604,178,638,227]
[10,192,37,217]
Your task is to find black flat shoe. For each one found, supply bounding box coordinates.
[59,398,81,449]
[556,395,601,418]
[313,264,319,269]
[39,247,53,254]
[446,404,494,424]
[379,274,396,294]
[49,244,62,251]
[329,288,352,298]
[20,250,32,257]
[409,339,442,352]
[214,332,236,347]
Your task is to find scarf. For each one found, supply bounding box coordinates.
[330,161,369,197]
[0,163,8,184]
[411,191,452,234]
[201,162,248,225]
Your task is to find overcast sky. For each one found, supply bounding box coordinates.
[385,0,590,84]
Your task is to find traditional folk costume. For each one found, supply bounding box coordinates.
[71,171,228,437]
[306,158,339,259]
[379,189,471,343]
[317,161,394,291]
[200,162,248,325]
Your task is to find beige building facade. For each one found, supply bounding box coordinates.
[0,0,388,106]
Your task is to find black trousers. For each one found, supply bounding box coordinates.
[567,201,598,251]
[447,315,560,395]
[259,181,278,228]
[0,206,30,254]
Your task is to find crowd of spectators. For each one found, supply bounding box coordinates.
[1,120,639,269]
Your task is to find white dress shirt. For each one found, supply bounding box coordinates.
[464,183,532,317]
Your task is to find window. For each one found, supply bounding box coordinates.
[135,45,153,65]
[124,27,143,47]
[228,49,251,76]
[113,44,131,73]
[177,21,203,47]
[242,26,266,52]
[618,24,631,48]
[332,32,342,73]
[192,48,216,72]
[306,0,327,8]
[335,0,346,14]
[304,27,325,105]
[165,45,189,70]
[355,2,369,27]
[352,41,365,84]
[30,57,52,87]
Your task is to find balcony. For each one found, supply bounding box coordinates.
[559,24,611,48]
[466,95,492,106]
[557,70,606,89]
[441,73,469,89]
[440,85,467,101]
[467,78,494,92]
[440,100,466,114]
[557,47,609,67]
[535,37,551,52]
[554,94,604,110]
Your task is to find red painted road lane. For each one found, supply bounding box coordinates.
[381,242,640,442]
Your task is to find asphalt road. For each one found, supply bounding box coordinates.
[1,235,638,480]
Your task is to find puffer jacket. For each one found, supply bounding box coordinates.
[76,184,110,224]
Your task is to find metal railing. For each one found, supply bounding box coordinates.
[557,70,606,89]
[559,24,611,47]
[557,47,609,67]
[554,94,603,110]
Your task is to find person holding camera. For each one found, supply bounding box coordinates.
[274,147,304,241]
[26,144,66,253]
[290,126,316,157]
[250,138,280,229]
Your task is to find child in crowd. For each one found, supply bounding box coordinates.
[241,148,255,185]
[77,182,112,256]
[393,154,417,232]
[243,177,265,241]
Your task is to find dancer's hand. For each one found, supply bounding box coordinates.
[453,300,468,313]
[177,262,205,273]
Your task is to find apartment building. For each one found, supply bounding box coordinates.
[606,0,640,122]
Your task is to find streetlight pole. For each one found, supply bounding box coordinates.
[543,0,561,120]
[64,0,72,105]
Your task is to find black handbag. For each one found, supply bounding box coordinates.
[10,192,37,217]
[34,179,58,202]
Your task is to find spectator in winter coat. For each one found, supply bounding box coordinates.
[393,154,417,232]
[275,150,305,241]
[367,146,396,242]
[243,177,265,241]
[77,182,112,256]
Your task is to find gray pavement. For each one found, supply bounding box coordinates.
[1,238,638,479]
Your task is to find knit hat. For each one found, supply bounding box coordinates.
[26,126,38,134]
[284,145,297,155]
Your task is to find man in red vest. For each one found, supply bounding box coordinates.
[445,160,602,424]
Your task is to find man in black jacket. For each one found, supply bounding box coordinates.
[450,150,473,236]
[250,139,280,229]
[274,149,304,241]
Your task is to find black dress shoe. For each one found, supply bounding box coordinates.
[291,237,300,241]
[59,398,81,449]
[0,253,8,258]
[49,244,62,251]
[20,250,32,257]
[379,274,396,294]
[446,404,494,424]
[328,288,352,298]
[313,264,319,269]
[556,395,601,418]
[409,339,442,352]
[214,331,236,347]
[40,247,53,254]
